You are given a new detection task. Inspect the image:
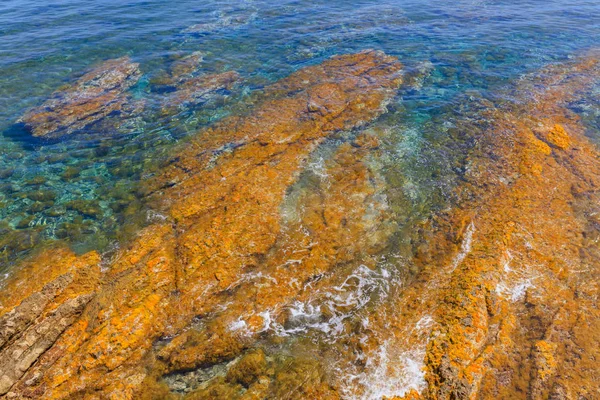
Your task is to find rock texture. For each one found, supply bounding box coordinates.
[20,57,142,138]
[3,49,600,400]
[0,293,92,395]
[384,53,600,400]
[0,50,403,399]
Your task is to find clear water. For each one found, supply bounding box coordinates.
[1,0,598,264]
[0,1,599,396]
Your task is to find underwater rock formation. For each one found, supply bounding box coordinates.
[0,50,403,399]
[20,57,142,139]
[160,70,240,113]
[161,52,206,84]
[182,6,257,35]
[151,52,240,114]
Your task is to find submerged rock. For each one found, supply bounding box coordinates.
[160,70,240,113]
[65,199,103,219]
[152,52,241,114]
[19,57,142,138]
[152,52,206,86]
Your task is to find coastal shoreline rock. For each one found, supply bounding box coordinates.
[398,53,600,400]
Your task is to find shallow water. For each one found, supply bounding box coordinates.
[1,0,598,263]
[1,0,600,398]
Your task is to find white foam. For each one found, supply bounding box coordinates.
[341,341,427,400]
[496,279,535,302]
[415,315,434,333]
[502,250,514,272]
[308,156,330,180]
[228,318,247,332]
[496,249,539,302]
[228,264,396,340]
[0,272,10,289]
[224,260,432,399]
[276,265,395,339]
[451,222,475,271]
[225,271,277,291]
[509,281,534,301]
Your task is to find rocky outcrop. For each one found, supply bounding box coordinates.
[0,249,100,397]
[0,274,73,350]
[4,49,600,400]
[155,130,395,379]
[18,52,240,139]
[0,50,403,399]
[0,293,93,395]
[20,57,142,138]
[387,53,600,400]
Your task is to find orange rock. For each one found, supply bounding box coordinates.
[415,54,600,399]
[546,123,571,149]
[313,52,600,400]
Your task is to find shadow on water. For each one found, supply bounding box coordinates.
[1,122,54,150]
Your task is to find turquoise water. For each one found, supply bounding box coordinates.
[1,0,599,264]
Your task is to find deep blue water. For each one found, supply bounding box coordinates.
[1,0,599,263]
